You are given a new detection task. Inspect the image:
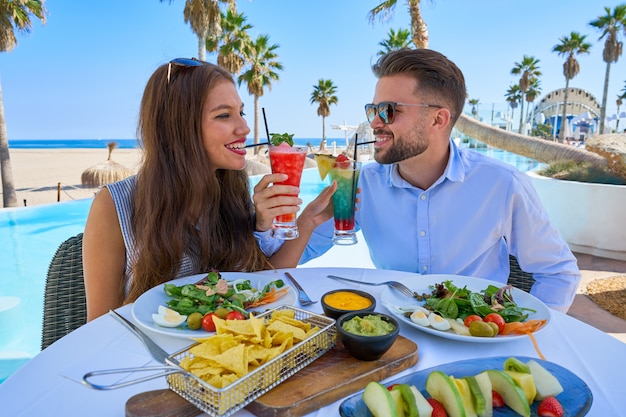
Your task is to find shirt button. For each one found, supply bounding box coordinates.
[420,194,427,200]
[422,265,428,272]
[419,231,426,237]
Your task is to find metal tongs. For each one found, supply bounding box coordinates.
[82,310,183,390]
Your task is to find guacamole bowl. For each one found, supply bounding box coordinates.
[321,289,376,320]
[336,311,399,361]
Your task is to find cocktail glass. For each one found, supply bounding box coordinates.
[329,161,361,245]
[268,144,307,240]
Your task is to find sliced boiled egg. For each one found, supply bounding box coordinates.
[409,310,430,327]
[428,312,451,331]
[152,305,187,328]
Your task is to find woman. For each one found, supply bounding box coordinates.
[83,58,335,321]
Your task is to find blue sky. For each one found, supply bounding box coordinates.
[2,0,625,140]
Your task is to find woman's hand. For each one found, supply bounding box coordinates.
[297,180,337,231]
[252,173,302,232]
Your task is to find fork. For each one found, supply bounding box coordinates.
[327,274,415,298]
[284,272,317,306]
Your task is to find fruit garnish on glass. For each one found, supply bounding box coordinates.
[314,153,337,180]
[269,132,294,146]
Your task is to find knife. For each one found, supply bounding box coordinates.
[109,309,169,363]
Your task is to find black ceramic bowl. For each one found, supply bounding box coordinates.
[321,289,376,320]
[336,311,399,361]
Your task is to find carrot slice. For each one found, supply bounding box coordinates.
[246,287,290,308]
[501,319,547,360]
[501,319,546,335]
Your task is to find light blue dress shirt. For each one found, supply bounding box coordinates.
[300,139,581,312]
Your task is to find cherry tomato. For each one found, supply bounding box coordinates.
[464,315,483,328]
[201,313,218,332]
[484,313,506,334]
[225,311,246,320]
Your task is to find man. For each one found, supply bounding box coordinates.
[301,48,580,313]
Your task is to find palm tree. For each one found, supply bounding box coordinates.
[377,28,414,56]
[468,98,480,119]
[617,81,626,132]
[237,34,283,154]
[206,9,252,74]
[368,0,428,49]
[504,85,521,132]
[161,0,235,61]
[552,32,592,142]
[0,0,47,208]
[310,79,338,150]
[524,77,541,132]
[589,5,626,134]
[511,55,541,134]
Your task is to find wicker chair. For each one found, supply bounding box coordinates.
[41,233,86,350]
[507,255,535,293]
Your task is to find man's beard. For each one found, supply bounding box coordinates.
[373,126,429,164]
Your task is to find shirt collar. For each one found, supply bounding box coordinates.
[388,138,465,189]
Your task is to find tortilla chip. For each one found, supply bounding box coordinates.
[211,344,248,377]
[266,320,306,341]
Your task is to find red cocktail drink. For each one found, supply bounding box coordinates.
[268,143,307,240]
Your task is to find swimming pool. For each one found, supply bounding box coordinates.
[0,149,542,382]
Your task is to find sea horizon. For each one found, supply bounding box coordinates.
[7,138,347,149]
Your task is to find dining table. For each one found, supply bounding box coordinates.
[1,267,624,416]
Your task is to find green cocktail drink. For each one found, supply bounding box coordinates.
[329,161,361,245]
[268,143,307,240]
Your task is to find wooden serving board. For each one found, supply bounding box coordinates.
[126,336,418,417]
[246,335,418,417]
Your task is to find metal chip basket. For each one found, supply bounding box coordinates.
[165,305,336,417]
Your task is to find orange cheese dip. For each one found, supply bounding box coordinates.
[324,291,372,310]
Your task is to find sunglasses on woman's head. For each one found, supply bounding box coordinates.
[364,101,443,124]
[167,57,205,84]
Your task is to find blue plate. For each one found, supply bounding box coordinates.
[339,356,591,417]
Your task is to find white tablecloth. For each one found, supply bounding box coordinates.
[1,267,624,416]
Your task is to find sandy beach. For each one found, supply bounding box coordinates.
[4,148,145,207]
[3,145,331,207]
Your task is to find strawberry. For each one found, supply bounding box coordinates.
[492,390,505,408]
[426,398,448,417]
[537,396,564,417]
[335,154,351,168]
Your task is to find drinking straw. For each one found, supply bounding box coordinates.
[262,108,271,146]
[351,134,358,195]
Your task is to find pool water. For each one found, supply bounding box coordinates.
[0,149,541,382]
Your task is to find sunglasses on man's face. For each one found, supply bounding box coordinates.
[167,57,205,84]
[364,101,443,124]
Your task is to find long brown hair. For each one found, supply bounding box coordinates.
[125,61,271,303]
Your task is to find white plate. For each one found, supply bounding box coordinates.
[381,274,551,343]
[132,272,296,339]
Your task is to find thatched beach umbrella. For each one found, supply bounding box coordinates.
[245,158,271,176]
[81,142,133,187]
